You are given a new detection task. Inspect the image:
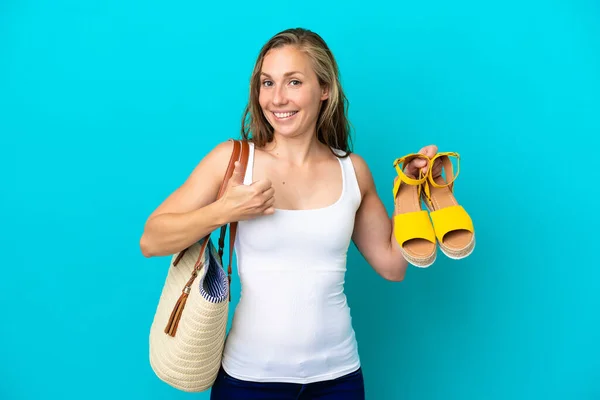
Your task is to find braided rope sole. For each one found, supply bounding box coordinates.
[439,235,476,260]
[400,247,437,268]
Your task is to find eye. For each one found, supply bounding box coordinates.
[290,79,302,86]
[262,80,273,87]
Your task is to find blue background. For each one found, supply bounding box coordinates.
[1,0,599,399]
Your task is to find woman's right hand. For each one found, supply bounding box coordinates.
[219,161,275,221]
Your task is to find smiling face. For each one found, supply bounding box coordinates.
[258,45,329,140]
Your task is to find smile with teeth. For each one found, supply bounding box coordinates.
[273,111,298,119]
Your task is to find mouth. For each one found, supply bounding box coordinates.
[272,111,298,120]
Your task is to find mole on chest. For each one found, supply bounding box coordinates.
[275,180,341,210]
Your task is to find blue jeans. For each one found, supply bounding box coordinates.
[210,366,366,399]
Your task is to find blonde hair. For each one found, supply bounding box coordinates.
[241,28,353,157]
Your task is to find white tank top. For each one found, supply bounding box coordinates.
[221,142,363,384]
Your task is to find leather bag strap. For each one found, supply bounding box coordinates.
[164,139,249,336]
[172,139,249,274]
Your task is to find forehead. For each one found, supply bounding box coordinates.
[261,45,313,77]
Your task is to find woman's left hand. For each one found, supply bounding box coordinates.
[403,144,443,178]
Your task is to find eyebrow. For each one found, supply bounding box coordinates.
[260,71,305,78]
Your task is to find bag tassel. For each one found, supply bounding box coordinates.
[164,287,191,337]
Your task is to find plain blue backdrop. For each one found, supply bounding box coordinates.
[1,0,599,399]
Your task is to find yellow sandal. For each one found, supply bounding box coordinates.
[392,154,437,268]
[421,152,475,259]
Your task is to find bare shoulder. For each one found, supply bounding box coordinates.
[204,139,237,163]
[146,139,236,220]
[200,139,237,172]
[182,139,237,189]
[349,152,376,198]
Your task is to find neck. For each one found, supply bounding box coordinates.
[268,130,324,166]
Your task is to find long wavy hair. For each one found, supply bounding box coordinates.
[241,28,353,157]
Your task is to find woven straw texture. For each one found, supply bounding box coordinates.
[149,240,229,392]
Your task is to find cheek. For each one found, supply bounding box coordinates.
[304,90,324,111]
[289,89,316,109]
[258,90,268,109]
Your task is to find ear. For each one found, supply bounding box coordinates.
[320,85,330,101]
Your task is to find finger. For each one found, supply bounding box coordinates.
[427,145,438,157]
[405,159,427,177]
[418,145,437,158]
[404,168,418,179]
[432,160,443,176]
[413,158,427,168]
[229,161,244,185]
[429,157,444,175]
[260,198,275,212]
[404,158,424,171]
[261,187,275,200]
[422,158,431,174]
[250,178,273,193]
[263,206,275,215]
[417,146,430,157]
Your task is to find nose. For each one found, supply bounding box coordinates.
[272,84,288,106]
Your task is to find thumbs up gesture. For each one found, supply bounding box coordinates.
[220,161,276,221]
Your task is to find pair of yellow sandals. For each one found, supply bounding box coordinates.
[392,152,475,268]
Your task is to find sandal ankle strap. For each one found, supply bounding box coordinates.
[392,154,430,198]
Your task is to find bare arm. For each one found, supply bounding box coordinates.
[139,141,235,257]
[350,153,409,281]
[139,141,275,257]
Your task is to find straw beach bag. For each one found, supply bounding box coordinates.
[149,139,250,392]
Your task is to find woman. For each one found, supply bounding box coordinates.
[140,27,440,399]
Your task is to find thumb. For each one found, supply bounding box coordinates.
[229,161,244,186]
[405,158,426,178]
[413,158,427,168]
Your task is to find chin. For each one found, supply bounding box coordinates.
[273,125,298,136]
